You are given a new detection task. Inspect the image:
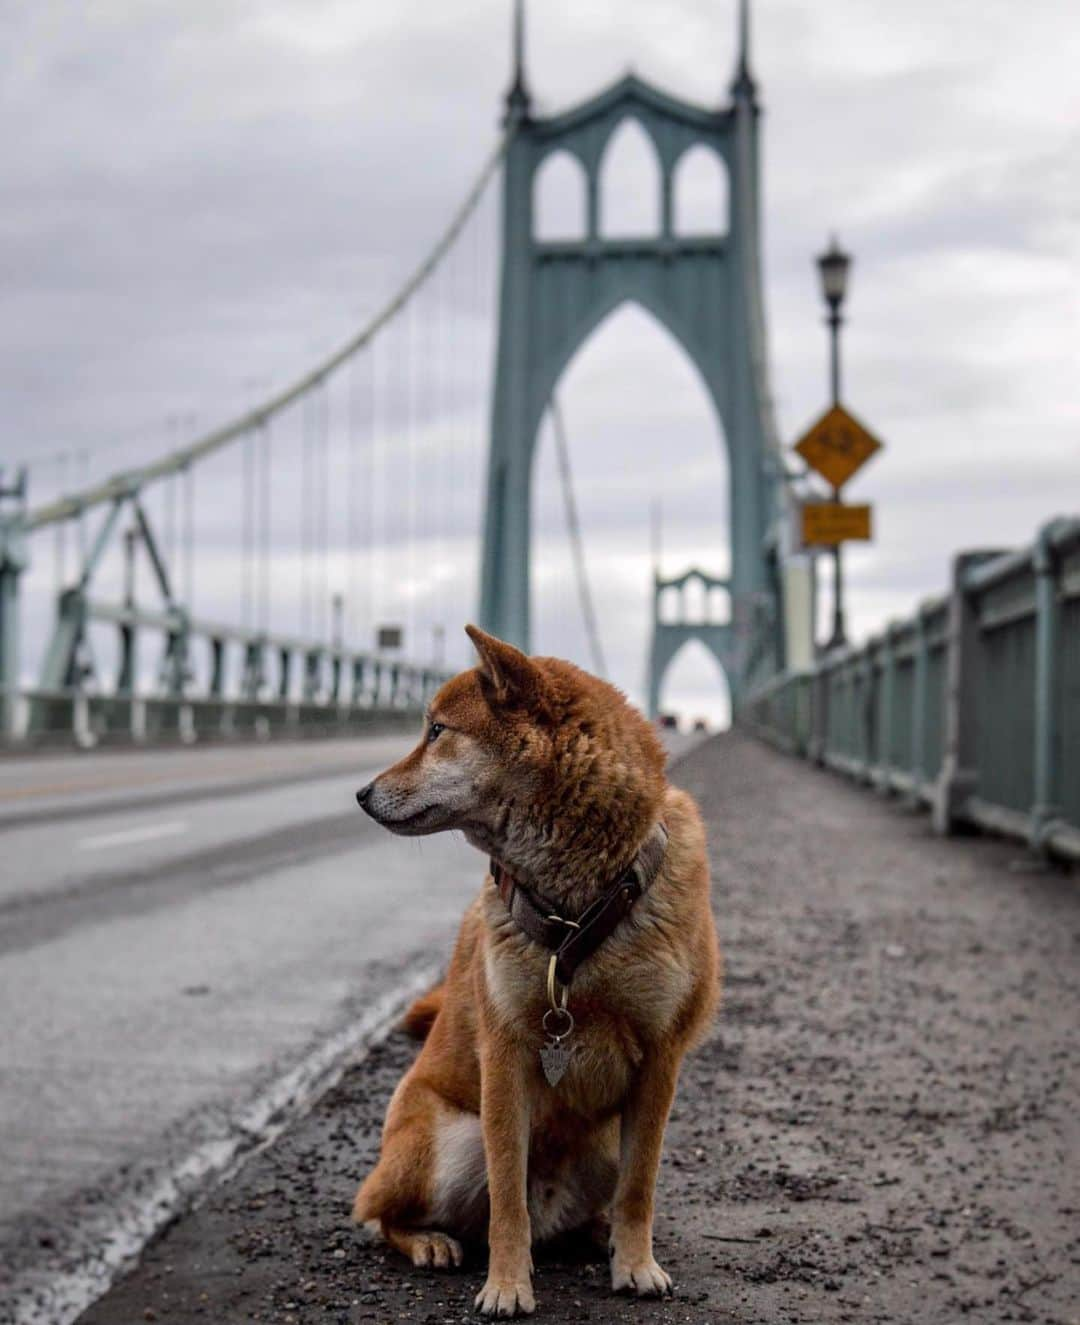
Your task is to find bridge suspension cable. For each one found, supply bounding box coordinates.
[25,128,513,532]
[549,396,607,680]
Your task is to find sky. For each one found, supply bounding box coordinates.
[4,0,1079,725]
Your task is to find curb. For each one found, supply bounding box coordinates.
[10,960,441,1325]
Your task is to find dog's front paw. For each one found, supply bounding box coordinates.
[610,1251,673,1297]
[474,1274,536,1316]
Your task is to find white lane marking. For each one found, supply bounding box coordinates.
[78,821,188,851]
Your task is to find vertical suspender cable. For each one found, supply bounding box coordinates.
[260,420,271,632]
[320,381,330,643]
[365,341,376,650]
[417,271,431,660]
[77,450,88,565]
[54,453,67,592]
[242,429,253,627]
[184,463,194,614]
[405,302,416,655]
[301,394,311,638]
[347,357,359,645]
[550,396,607,680]
[433,258,446,653]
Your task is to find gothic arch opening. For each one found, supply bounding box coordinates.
[673,144,729,236]
[530,302,729,718]
[657,638,732,731]
[533,150,587,242]
[599,119,661,238]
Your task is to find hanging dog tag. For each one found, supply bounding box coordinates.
[540,1037,573,1086]
[540,1007,574,1086]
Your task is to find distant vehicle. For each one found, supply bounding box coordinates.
[658,713,679,730]
[692,718,709,733]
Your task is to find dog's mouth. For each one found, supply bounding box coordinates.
[363,802,447,837]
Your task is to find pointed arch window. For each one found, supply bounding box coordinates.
[533,150,588,242]
[673,145,729,236]
[599,119,662,238]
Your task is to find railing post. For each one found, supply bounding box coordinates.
[860,645,876,784]
[277,647,291,702]
[808,661,828,765]
[1030,520,1064,852]
[933,552,985,835]
[210,638,225,698]
[241,639,264,702]
[0,508,28,742]
[303,649,321,704]
[909,607,928,805]
[878,629,896,792]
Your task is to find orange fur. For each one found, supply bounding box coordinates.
[401,981,446,1040]
[352,627,721,1316]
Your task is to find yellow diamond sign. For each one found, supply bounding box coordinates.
[794,405,883,491]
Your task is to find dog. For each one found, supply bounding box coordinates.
[352,625,720,1316]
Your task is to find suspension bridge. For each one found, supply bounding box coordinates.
[3,6,1079,1322]
[0,0,804,755]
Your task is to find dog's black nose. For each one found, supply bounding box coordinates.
[356,782,374,809]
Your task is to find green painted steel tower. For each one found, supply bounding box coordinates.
[479,0,788,697]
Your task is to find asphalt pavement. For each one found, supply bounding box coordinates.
[69,731,1080,1325]
[0,732,480,1322]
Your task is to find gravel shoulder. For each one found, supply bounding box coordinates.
[74,732,1080,1325]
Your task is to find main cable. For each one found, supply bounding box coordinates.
[27,130,514,533]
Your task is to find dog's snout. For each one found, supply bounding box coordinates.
[356,782,374,810]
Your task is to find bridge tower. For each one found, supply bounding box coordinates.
[480,0,792,693]
[647,567,733,719]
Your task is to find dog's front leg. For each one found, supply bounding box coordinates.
[475,1032,535,1317]
[609,1047,679,1297]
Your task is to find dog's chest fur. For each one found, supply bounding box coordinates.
[480,877,695,1118]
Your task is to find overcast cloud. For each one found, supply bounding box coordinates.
[4,1,1079,723]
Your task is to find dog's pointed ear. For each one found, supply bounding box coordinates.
[465,624,549,712]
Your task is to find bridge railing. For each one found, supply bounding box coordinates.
[1,597,449,750]
[741,516,1080,864]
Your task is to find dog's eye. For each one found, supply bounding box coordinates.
[427,722,445,743]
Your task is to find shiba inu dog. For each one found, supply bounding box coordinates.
[353,625,720,1317]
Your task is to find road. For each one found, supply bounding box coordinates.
[0,733,481,1317]
[0,728,706,1320]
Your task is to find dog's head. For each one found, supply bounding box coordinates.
[356,625,667,883]
[355,625,555,845]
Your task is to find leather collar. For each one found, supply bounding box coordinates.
[489,822,668,988]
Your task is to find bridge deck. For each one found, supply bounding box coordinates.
[76,732,1080,1323]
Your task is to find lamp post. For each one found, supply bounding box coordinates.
[816,235,853,650]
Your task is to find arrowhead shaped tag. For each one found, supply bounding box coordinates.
[540,1040,573,1087]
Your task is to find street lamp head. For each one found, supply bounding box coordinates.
[817,235,852,311]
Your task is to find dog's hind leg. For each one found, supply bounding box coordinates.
[353,1087,487,1270]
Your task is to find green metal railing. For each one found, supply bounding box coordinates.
[741,516,1080,864]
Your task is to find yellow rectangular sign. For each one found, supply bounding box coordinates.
[801,501,872,546]
[794,405,883,491]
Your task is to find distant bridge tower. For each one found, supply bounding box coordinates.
[479,0,791,691]
[647,568,734,719]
